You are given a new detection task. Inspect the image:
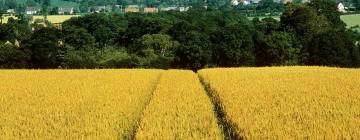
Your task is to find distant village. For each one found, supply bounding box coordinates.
[5,5,191,16]
[2,0,352,16]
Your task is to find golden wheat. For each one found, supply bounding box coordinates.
[135,70,223,140]
[2,15,79,24]
[199,66,360,139]
[33,15,80,23]
[0,69,162,139]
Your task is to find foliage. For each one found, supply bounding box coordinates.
[98,46,140,68]
[62,46,98,68]
[62,27,96,49]
[135,33,178,57]
[354,0,360,10]
[23,27,62,68]
[280,3,357,67]
[308,0,346,29]
[212,23,255,67]
[255,31,300,66]
[0,4,359,69]
[0,43,30,68]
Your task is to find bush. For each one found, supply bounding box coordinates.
[255,32,300,66]
[62,46,98,68]
[0,43,30,68]
[98,47,141,68]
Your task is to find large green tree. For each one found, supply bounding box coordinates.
[308,0,346,30]
[281,5,331,43]
[1,15,32,42]
[133,33,179,69]
[212,23,255,67]
[207,0,227,9]
[0,43,31,68]
[281,3,356,67]
[255,32,300,66]
[306,28,353,66]
[62,46,98,68]
[62,27,96,50]
[170,28,212,70]
[135,33,179,56]
[354,0,360,10]
[25,27,62,68]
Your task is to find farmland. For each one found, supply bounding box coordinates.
[341,14,360,27]
[2,15,80,24]
[248,14,360,27]
[0,67,359,139]
[0,69,163,139]
[135,70,222,139]
[199,67,360,139]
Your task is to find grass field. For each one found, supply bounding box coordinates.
[199,67,360,139]
[0,67,359,139]
[341,14,360,27]
[248,14,360,27]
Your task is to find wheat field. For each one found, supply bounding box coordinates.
[199,66,360,139]
[0,69,162,139]
[2,15,79,24]
[135,70,222,140]
[0,67,359,139]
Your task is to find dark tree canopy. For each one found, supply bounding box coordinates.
[0,3,359,69]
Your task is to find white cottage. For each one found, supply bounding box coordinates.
[7,9,15,14]
[26,7,40,15]
[58,7,74,14]
[232,0,239,5]
[161,7,178,11]
[178,6,190,12]
[338,3,346,13]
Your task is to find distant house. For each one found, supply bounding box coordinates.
[232,0,239,5]
[125,5,139,13]
[178,6,190,12]
[93,6,106,13]
[6,9,15,15]
[26,7,40,15]
[243,0,250,5]
[113,5,123,12]
[338,3,346,13]
[144,7,158,13]
[251,0,261,4]
[161,7,177,12]
[58,7,74,15]
[283,0,291,4]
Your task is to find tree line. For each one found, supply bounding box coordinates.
[0,0,359,70]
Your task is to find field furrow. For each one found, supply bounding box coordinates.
[0,69,163,139]
[135,70,223,140]
[199,66,360,139]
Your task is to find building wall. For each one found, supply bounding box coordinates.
[125,7,139,13]
[26,11,37,15]
[144,8,158,13]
